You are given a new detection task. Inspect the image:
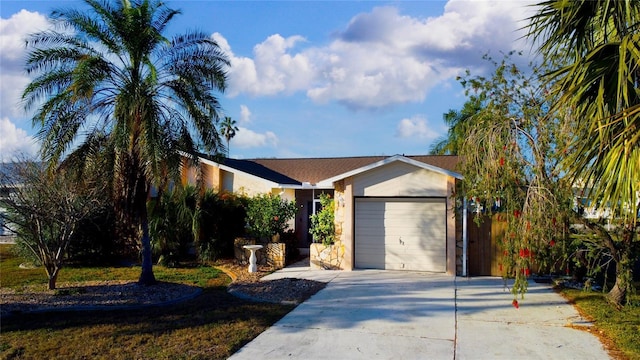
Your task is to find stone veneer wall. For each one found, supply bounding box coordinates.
[234,237,285,269]
[234,237,256,264]
[265,243,285,269]
[310,242,346,270]
[334,181,345,244]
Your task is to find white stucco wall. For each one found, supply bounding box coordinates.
[221,170,275,196]
[352,161,449,197]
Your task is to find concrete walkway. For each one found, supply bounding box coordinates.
[229,261,610,360]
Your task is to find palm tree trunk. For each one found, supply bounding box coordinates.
[606,227,635,307]
[607,276,626,307]
[138,207,156,285]
[136,169,156,285]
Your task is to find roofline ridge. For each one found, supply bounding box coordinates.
[246,154,454,161]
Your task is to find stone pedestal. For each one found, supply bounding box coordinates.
[243,245,263,273]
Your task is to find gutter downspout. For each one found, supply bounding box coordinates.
[462,197,468,277]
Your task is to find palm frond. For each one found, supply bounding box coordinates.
[528,0,640,223]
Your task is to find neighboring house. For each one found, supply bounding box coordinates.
[183,153,464,275]
[0,163,20,236]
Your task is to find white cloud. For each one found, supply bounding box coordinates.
[396,115,439,140]
[214,32,315,97]
[0,10,52,119]
[239,105,252,125]
[309,3,535,109]
[0,117,39,161]
[227,105,278,151]
[214,1,535,111]
[306,37,448,109]
[232,127,278,149]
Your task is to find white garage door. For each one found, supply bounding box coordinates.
[355,198,446,272]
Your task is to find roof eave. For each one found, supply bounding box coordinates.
[196,156,337,190]
[198,156,286,189]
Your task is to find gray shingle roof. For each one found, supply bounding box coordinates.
[222,158,301,185]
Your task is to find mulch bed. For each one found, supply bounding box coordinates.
[217,259,327,305]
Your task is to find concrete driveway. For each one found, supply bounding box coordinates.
[229,268,611,360]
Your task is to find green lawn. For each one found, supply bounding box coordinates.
[560,286,640,360]
[0,244,293,359]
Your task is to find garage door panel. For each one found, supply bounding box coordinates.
[383,226,445,237]
[355,198,446,272]
[383,242,445,254]
[355,228,385,237]
[385,254,445,270]
[358,244,441,254]
[384,262,444,271]
[356,219,385,229]
[384,251,445,269]
[385,249,446,262]
[355,240,386,250]
[357,234,445,248]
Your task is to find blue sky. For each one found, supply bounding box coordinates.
[0,0,536,161]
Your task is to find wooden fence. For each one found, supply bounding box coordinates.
[467,213,508,276]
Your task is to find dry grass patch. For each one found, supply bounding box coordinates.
[561,287,640,360]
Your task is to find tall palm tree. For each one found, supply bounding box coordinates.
[23,0,229,284]
[220,116,238,157]
[528,0,640,305]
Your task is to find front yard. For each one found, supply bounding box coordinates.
[1,242,638,360]
[0,244,293,360]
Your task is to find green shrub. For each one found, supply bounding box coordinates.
[148,186,249,263]
[66,205,118,265]
[309,193,335,246]
[148,185,199,266]
[245,193,297,239]
[196,190,247,261]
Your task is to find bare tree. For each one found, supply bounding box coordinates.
[0,161,104,289]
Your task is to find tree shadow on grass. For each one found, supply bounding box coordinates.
[1,287,293,334]
[1,287,295,359]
